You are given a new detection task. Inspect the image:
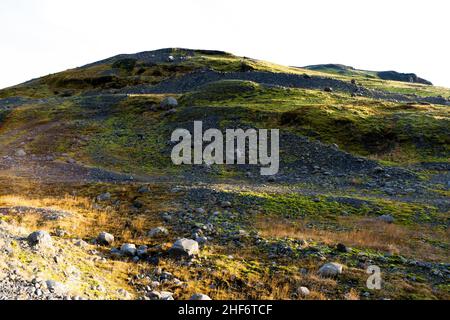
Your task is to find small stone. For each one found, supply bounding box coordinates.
[97,232,114,246]
[117,288,131,299]
[15,149,27,157]
[120,243,137,256]
[190,293,212,300]
[237,229,249,237]
[74,239,88,248]
[160,96,178,109]
[148,226,169,238]
[54,229,67,237]
[336,243,349,253]
[195,236,208,245]
[137,185,150,193]
[160,291,174,300]
[110,248,122,256]
[133,200,144,209]
[220,201,232,208]
[161,213,172,222]
[372,166,384,173]
[195,208,206,214]
[147,290,161,300]
[298,286,310,297]
[318,262,344,277]
[169,238,199,257]
[171,187,182,193]
[137,245,148,257]
[160,271,173,280]
[148,290,173,300]
[45,280,66,294]
[378,214,394,224]
[163,109,177,116]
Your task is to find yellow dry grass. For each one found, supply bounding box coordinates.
[0,177,179,244]
[255,215,449,262]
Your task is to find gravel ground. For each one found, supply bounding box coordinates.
[113,70,450,106]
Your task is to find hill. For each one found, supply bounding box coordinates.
[0,48,449,300]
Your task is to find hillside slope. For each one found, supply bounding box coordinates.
[303,64,433,85]
[0,48,449,300]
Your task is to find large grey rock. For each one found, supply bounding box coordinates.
[318,262,344,277]
[148,226,169,238]
[169,238,199,257]
[27,231,53,248]
[160,97,178,110]
[120,243,137,256]
[190,293,212,300]
[97,232,114,246]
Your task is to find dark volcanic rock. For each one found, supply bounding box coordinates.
[377,71,432,85]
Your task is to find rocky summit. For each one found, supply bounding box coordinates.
[0,48,449,300]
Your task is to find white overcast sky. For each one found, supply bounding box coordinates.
[1,0,449,89]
